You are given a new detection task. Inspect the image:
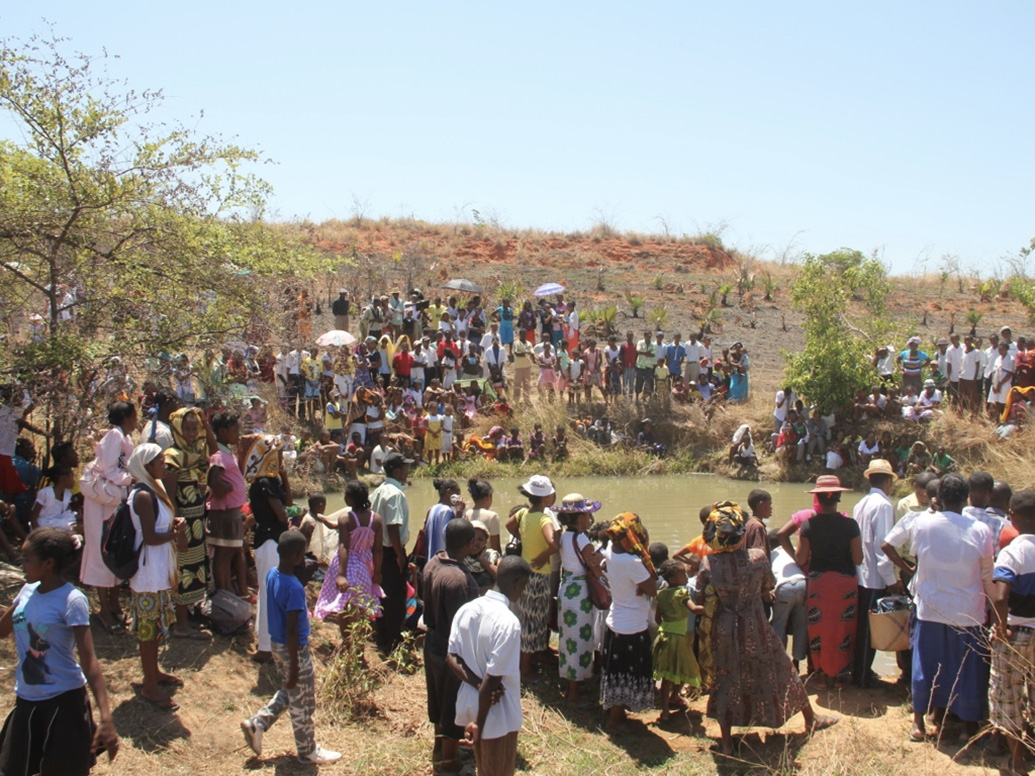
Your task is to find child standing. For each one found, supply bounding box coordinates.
[242,530,341,764]
[990,490,1035,775]
[653,559,703,722]
[0,528,120,775]
[441,404,455,463]
[314,481,384,639]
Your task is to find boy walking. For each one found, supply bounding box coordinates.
[990,491,1035,776]
[241,530,340,764]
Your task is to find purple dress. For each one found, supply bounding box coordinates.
[315,510,384,619]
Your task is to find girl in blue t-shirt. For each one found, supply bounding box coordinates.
[0,527,119,774]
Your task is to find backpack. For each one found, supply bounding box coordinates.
[101,485,156,581]
[204,589,254,635]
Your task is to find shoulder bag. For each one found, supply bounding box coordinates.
[572,532,611,610]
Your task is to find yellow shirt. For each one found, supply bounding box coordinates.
[519,509,554,574]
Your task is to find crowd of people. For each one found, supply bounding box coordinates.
[3,282,1035,774]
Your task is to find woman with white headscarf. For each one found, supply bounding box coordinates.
[127,443,186,712]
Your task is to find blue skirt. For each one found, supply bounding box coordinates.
[499,320,514,345]
[911,619,989,722]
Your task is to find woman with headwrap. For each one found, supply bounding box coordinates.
[793,477,861,689]
[162,408,218,638]
[245,435,290,664]
[696,501,837,754]
[600,511,657,733]
[127,443,187,711]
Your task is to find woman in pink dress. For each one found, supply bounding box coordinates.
[314,480,384,642]
[80,401,137,633]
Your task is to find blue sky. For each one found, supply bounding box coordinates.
[3,2,1033,273]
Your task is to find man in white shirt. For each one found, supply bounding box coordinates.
[773,385,792,435]
[959,335,986,412]
[984,333,1000,402]
[447,556,529,776]
[908,474,994,741]
[852,459,903,688]
[988,340,1015,417]
[769,532,808,668]
[274,345,290,405]
[683,333,702,385]
[945,333,963,400]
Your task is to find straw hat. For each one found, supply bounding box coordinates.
[806,475,853,494]
[556,493,602,514]
[863,459,898,480]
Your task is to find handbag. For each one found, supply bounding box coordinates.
[504,508,525,557]
[572,533,612,611]
[79,459,125,508]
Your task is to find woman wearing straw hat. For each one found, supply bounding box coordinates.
[555,493,603,703]
[698,502,837,754]
[505,475,558,680]
[794,476,862,689]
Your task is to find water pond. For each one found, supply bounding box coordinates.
[324,473,866,551]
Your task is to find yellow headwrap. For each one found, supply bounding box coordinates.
[605,511,656,577]
[703,500,746,553]
[164,407,208,482]
[243,435,284,483]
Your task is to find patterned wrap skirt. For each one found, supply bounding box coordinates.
[806,570,858,680]
[512,572,552,653]
[173,479,208,606]
[558,571,596,682]
[600,627,654,712]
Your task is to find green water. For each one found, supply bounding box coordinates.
[324,473,865,551]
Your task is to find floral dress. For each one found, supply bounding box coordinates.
[314,510,384,619]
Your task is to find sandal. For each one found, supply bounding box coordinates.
[909,727,926,743]
[172,628,210,641]
[141,694,180,712]
[810,714,838,733]
[158,673,184,687]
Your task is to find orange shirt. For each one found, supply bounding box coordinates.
[677,534,712,559]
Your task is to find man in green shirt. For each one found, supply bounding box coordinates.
[371,453,411,653]
[635,330,656,398]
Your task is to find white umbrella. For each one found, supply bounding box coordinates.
[316,329,356,347]
[533,282,566,297]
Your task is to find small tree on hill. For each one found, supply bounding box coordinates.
[784,249,892,414]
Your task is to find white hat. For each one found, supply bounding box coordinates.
[520,475,555,498]
[339,288,348,294]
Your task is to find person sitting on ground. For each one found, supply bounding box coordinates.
[857,432,881,468]
[552,425,569,461]
[931,445,957,475]
[527,423,547,461]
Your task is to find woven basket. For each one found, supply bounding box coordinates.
[869,607,910,652]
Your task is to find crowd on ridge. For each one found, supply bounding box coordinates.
[1,284,1035,774]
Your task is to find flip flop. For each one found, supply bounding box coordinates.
[909,728,926,743]
[158,675,184,687]
[810,714,838,733]
[172,628,210,641]
[142,694,179,712]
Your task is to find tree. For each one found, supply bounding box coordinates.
[784,249,892,414]
[0,31,329,441]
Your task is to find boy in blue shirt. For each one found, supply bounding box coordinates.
[990,490,1035,776]
[241,530,340,764]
